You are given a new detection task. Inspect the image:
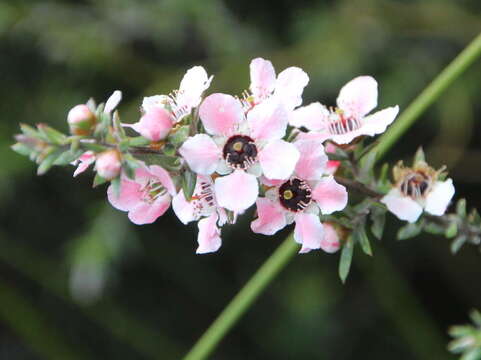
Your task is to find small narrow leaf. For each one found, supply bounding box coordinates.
[168,125,190,146]
[339,237,354,283]
[182,170,197,200]
[413,147,426,165]
[11,143,33,156]
[451,235,467,254]
[53,149,84,166]
[110,176,121,197]
[37,124,67,145]
[128,136,150,146]
[37,149,62,175]
[354,226,372,256]
[397,221,423,240]
[445,222,458,238]
[423,222,445,235]
[93,174,108,187]
[456,199,467,218]
[370,208,386,240]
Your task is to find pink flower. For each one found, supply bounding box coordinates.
[289,76,399,144]
[251,138,348,253]
[142,66,212,122]
[95,149,122,180]
[172,175,229,254]
[72,151,96,177]
[381,162,455,223]
[179,93,300,213]
[107,164,176,225]
[320,222,341,253]
[67,104,96,135]
[247,57,309,111]
[325,143,341,175]
[129,107,174,142]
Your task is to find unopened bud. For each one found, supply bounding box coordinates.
[320,222,341,253]
[132,107,173,142]
[95,149,121,180]
[67,104,96,135]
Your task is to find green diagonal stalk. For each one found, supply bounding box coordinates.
[183,31,481,360]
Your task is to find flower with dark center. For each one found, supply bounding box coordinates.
[400,171,431,199]
[278,178,312,212]
[223,135,258,169]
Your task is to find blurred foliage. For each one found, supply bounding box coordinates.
[1,0,481,359]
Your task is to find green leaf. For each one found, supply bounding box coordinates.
[451,235,467,254]
[460,348,481,360]
[356,140,379,161]
[469,309,481,327]
[457,199,467,218]
[163,143,176,156]
[423,221,445,235]
[110,176,121,197]
[370,207,386,240]
[11,143,33,156]
[92,174,108,187]
[37,149,63,175]
[128,136,150,146]
[168,125,190,146]
[182,170,197,200]
[354,226,372,256]
[53,149,83,166]
[339,237,354,283]
[20,123,43,139]
[413,147,426,165]
[37,124,67,145]
[397,221,423,240]
[445,222,458,238]
[80,142,108,152]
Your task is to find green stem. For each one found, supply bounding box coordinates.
[375,32,481,161]
[183,235,299,360]
[183,31,481,360]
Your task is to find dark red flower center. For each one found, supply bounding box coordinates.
[223,135,258,170]
[278,178,312,212]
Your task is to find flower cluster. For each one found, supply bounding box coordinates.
[15,57,473,272]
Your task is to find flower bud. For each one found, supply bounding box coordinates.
[320,223,341,253]
[95,149,121,180]
[67,104,96,135]
[131,107,174,142]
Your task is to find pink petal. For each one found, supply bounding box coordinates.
[425,179,455,216]
[179,134,221,175]
[131,107,173,141]
[177,66,212,110]
[325,143,341,175]
[128,193,171,225]
[328,130,363,145]
[104,90,122,113]
[294,139,328,181]
[172,190,196,224]
[381,188,423,223]
[107,178,142,211]
[259,176,284,187]
[336,76,377,118]
[312,176,348,214]
[196,213,222,254]
[73,151,95,177]
[249,57,276,100]
[273,67,309,111]
[359,106,399,137]
[320,223,340,253]
[289,102,329,131]
[214,170,258,212]
[149,165,176,196]
[251,197,287,235]
[247,100,288,141]
[259,139,300,180]
[294,213,324,253]
[199,93,243,136]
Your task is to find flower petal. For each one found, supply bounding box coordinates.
[249,57,276,100]
[214,170,258,212]
[294,213,324,253]
[337,76,377,118]
[172,190,196,224]
[107,178,142,211]
[141,95,170,113]
[259,139,300,180]
[131,107,173,142]
[425,179,455,216]
[294,139,328,181]
[251,197,287,235]
[177,66,212,110]
[273,67,309,111]
[320,223,341,253]
[312,176,348,214]
[381,188,423,223]
[179,134,221,175]
[289,102,329,131]
[199,93,243,136]
[197,213,222,254]
[73,151,95,177]
[128,193,171,225]
[359,106,399,137]
[149,165,176,196]
[247,100,288,141]
[104,90,122,114]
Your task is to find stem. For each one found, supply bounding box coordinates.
[375,32,481,161]
[183,32,481,360]
[183,236,299,360]
[334,176,381,198]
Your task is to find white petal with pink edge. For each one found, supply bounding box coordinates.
[197,213,222,254]
[312,176,348,214]
[199,93,243,136]
[104,90,122,114]
[107,178,142,212]
[249,58,276,100]
[289,102,329,131]
[247,100,288,141]
[259,140,300,180]
[320,223,341,253]
[179,134,221,175]
[149,165,176,196]
[425,179,455,216]
[381,188,423,223]
[294,213,324,254]
[359,106,399,137]
[214,170,259,212]
[73,151,95,177]
[273,67,309,111]
[294,139,328,181]
[127,193,171,225]
[337,76,377,118]
[251,198,287,235]
[177,66,212,110]
[172,190,196,224]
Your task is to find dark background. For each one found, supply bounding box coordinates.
[1,0,481,359]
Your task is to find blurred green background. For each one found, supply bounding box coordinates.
[1,0,481,359]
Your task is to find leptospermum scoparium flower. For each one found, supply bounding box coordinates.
[172,175,229,254]
[290,76,399,144]
[251,138,348,253]
[179,94,300,213]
